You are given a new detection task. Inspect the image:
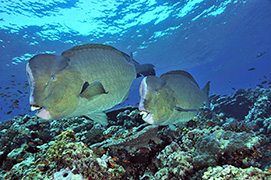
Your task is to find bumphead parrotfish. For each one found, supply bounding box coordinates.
[139,70,210,126]
[26,44,155,124]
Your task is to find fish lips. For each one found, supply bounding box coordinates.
[30,104,52,120]
[139,109,154,124]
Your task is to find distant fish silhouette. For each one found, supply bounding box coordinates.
[261,81,267,84]
[257,84,264,88]
[232,88,236,90]
[256,52,265,58]
[248,68,255,71]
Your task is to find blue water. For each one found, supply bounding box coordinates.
[0,0,271,121]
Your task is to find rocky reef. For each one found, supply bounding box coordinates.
[0,87,271,179]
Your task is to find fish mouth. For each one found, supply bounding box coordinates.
[139,110,154,124]
[30,104,52,120]
[30,104,43,111]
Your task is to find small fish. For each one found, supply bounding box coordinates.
[257,84,264,88]
[261,81,267,84]
[84,144,89,148]
[5,174,13,179]
[7,111,12,114]
[91,148,97,151]
[17,90,23,94]
[248,68,255,71]
[232,87,236,90]
[112,156,118,161]
[109,161,116,167]
[26,44,155,124]
[11,75,15,77]
[139,70,209,126]
[256,52,265,58]
[42,158,50,165]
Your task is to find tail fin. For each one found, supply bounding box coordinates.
[135,63,155,77]
[128,52,155,77]
[202,81,210,108]
[202,81,210,96]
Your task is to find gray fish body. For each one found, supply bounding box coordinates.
[160,72,208,125]
[65,45,136,115]
[139,70,209,126]
[27,44,155,124]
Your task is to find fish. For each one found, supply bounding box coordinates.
[256,52,265,58]
[139,70,209,126]
[248,68,255,71]
[261,81,267,84]
[26,44,155,124]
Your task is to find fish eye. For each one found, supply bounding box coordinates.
[50,76,57,81]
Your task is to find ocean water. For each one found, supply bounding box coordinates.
[0,0,271,122]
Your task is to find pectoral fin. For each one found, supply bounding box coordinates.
[85,111,108,125]
[80,81,108,100]
[174,106,197,112]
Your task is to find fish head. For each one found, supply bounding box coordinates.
[139,76,176,125]
[26,54,82,120]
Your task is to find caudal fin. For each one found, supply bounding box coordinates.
[202,81,210,108]
[202,81,210,97]
[134,62,156,77]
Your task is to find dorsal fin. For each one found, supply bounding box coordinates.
[160,70,199,88]
[61,44,128,59]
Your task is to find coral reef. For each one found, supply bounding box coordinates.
[202,165,271,180]
[47,130,125,179]
[193,129,260,168]
[153,142,193,179]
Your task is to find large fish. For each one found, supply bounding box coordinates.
[139,70,210,126]
[26,44,155,124]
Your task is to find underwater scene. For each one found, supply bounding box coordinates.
[0,0,271,179]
